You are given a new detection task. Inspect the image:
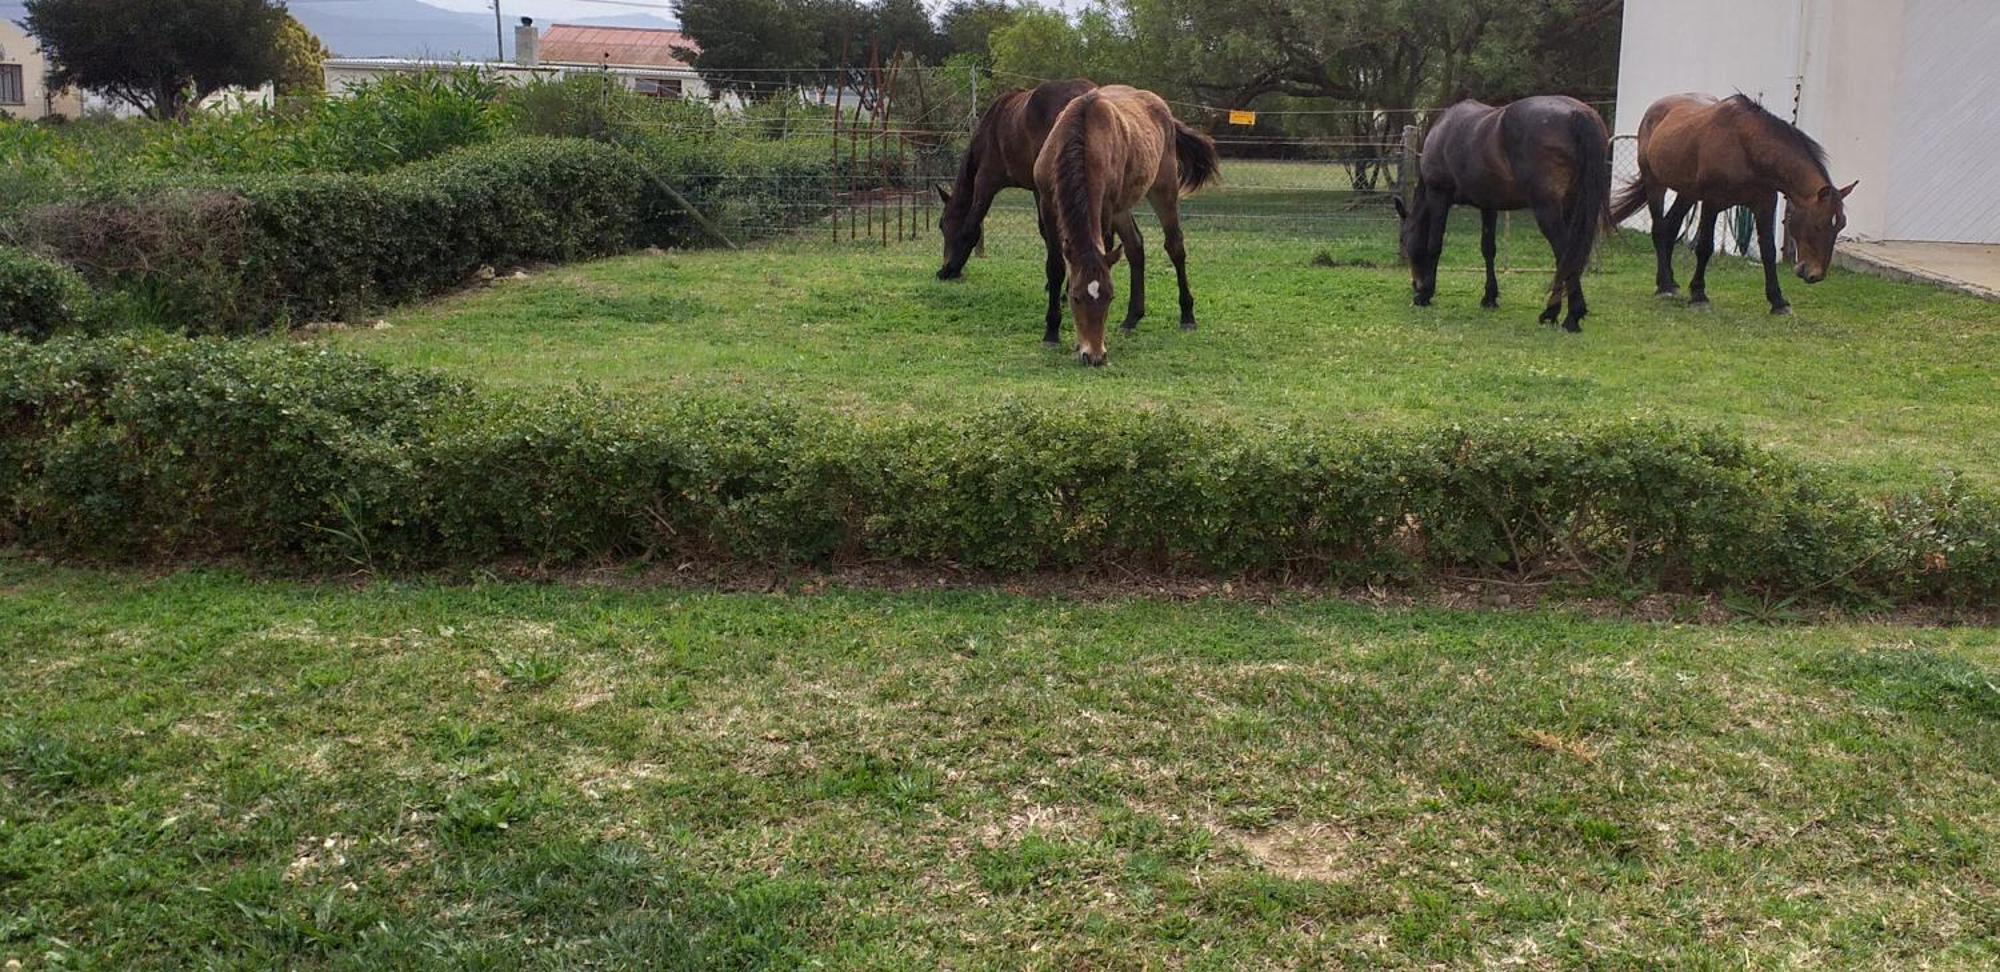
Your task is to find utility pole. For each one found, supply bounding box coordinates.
[493,0,505,61]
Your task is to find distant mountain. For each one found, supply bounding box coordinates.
[0,1,680,60]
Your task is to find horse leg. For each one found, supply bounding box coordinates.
[1562,268,1588,334]
[1652,194,1694,298]
[1480,209,1500,309]
[1412,189,1450,307]
[1037,199,1064,345]
[1114,213,1146,332]
[1688,202,1721,309]
[1530,201,1567,325]
[1754,194,1790,315]
[1151,188,1196,330]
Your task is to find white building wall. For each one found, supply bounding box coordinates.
[0,21,83,120]
[1616,0,2000,244]
[1882,0,2000,242]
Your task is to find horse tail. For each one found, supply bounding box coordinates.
[1558,109,1613,284]
[1173,118,1221,194]
[1609,176,1650,226]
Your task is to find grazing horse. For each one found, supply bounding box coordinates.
[1610,93,1856,314]
[1033,85,1220,366]
[1394,96,1612,332]
[936,79,1150,335]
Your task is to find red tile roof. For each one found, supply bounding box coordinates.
[540,24,699,70]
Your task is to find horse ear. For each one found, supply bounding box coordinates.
[1104,242,1125,266]
[1838,180,1858,199]
[1392,196,1409,221]
[936,184,952,204]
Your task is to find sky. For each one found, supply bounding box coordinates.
[417,0,680,26]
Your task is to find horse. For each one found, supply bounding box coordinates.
[936,79,1150,340]
[1610,93,1856,314]
[1033,85,1220,366]
[1393,96,1612,332]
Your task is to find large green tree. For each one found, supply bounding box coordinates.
[25,0,290,120]
[273,15,332,98]
[677,0,946,97]
[938,0,1020,63]
[1124,0,1621,111]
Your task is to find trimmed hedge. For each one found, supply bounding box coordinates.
[23,138,648,332]
[5,336,1996,606]
[19,134,843,334]
[0,246,93,340]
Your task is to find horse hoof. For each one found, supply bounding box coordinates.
[1077,353,1105,368]
[1538,309,1560,325]
[1563,321,1583,334]
[1770,303,1793,317]
[1481,297,1499,310]
[1179,319,1197,332]
[1655,288,1680,299]
[1413,297,1431,308]
[1689,299,1712,312]
[1042,338,1062,349]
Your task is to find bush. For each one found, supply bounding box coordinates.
[25,138,648,330]
[0,246,93,340]
[5,336,1997,607]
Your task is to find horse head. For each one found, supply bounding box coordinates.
[936,185,981,280]
[1393,194,1439,306]
[1786,181,1856,284]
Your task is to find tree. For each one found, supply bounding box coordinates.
[675,0,820,95]
[25,0,290,120]
[938,0,1020,63]
[679,0,949,97]
[1120,0,1622,111]
[870,0,946,63]
[274,15,331,98]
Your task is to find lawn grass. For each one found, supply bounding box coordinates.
[3,564,1997,968]
[319,172,2000,489]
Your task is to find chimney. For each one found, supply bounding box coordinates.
[514,17,539,67]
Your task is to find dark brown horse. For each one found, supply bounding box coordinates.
[936,79,1149,339]
[1394,96,1612,332]
[1611,93,1856,314]
[1034,85,1220,366]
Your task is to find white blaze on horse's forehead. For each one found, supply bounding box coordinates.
[1087,280,1101,299]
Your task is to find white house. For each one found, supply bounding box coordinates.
[0,20,82,120]
[1615,0,2000,248]
[324,21,728,106]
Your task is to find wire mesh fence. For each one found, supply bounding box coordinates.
[591,68,1686,274]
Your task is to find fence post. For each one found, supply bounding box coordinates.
[1397,124,1419,207]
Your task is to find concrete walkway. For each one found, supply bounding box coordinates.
[1835,240,2000,301]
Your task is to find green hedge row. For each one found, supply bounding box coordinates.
[5,337,1996,606]
[0,246,93,340]
[23,138,645,332]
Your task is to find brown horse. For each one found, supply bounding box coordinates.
[1394,96,1612,332]
[1033,85,1220,366]
[1611,93,1857,314]
[936,79,1149,339]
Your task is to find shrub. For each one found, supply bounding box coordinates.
[0,246,93,340]
[5,336,1998,607]
[25,138,648,330]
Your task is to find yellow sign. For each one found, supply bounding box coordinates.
[1227,109,1257,127]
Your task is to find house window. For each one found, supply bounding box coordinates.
[0,65,25,106]
[634,76,682,99]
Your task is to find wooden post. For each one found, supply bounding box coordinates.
[1398,124,1420,208]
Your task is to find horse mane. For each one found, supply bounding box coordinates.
[1727,94,1831,182]
[946,89,1027,215]
[1052,91,1105,273]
